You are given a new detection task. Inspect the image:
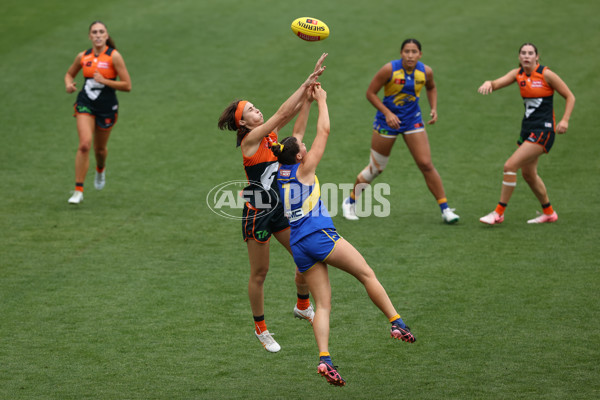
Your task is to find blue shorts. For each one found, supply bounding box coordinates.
[373,113,425,137]
[291,228,341,273]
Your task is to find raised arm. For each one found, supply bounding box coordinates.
[544,68,575,134]
[478,68,519,95]
[292,95,314,143]
[242,53,327,151]
[275,52,328,132]
[297,84,329,185]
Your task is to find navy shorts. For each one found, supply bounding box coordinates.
[73,95,118,130]
[518,130,555,153]
[242,201,289,243]
[291,228,341,273]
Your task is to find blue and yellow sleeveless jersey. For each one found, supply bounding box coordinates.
[277,163,334,245]
[377,59,426,121]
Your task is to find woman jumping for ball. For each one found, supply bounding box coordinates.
[272,83,416,387]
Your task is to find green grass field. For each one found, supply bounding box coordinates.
[1,0,599,398]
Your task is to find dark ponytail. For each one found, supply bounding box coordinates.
[218,99,251,147]
[270,136,299,165]
[107,36,117,50]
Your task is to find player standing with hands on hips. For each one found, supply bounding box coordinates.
[272,83,415,387]
[478,43,575,225]
[65,21,132,204]
[342,38,459,224]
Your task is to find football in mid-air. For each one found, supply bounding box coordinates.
[291,17,329,42]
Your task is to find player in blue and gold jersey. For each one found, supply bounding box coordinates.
[342,39,460,224]
[478,43,575,225]
[218,53,327,353]
[272,83,415,387]
[64,21,132,204]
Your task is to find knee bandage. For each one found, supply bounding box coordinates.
[359,149,389,183]
[502,171,517,187]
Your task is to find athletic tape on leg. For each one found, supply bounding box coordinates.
[502,171,517,186]
[359,149,389,183]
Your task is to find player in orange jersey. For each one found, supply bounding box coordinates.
[64,21,132,204]
[217,54,327,353]
[478,43,575,225]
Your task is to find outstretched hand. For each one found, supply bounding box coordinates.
[312,83,327,102]
[304,53,328,87]
[314,52,328,73]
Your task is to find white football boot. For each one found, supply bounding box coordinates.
[442,208,460,224]
[68,191,84,204]
[293,304,315,324]
[255,330,281,353]
[342,197,359,220]
[94,169,106,190]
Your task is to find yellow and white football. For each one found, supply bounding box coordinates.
[291,17,329,42]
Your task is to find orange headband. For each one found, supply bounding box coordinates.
[234,100,248,128]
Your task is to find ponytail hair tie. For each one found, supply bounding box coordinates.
[270,141,284,152]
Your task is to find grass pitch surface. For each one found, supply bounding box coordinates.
[1,0,599,398]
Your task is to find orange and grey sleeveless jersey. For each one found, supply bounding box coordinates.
[241,132,280,210]
[79,47,118,110]
[517,64,555,133]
